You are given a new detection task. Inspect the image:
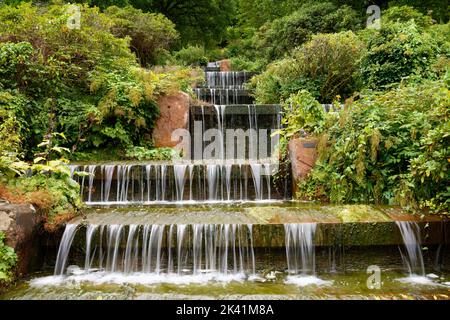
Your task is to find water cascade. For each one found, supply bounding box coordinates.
[283,223,331,286]
[70,162,277,204]
[396,221,426,276]
[53,223,256,283]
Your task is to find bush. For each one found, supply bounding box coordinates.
[173,45,208,67]
[360,21,442,89]
[125,146,176,161]
[253,2,362,60]
[0,3,200,157]
[250,31,365,103]
[279,90,327,140]
[230,56,265,72]
[0,232,16,283]
[105,6,178,67]
[383,5,434,29]
[297,78,449,213]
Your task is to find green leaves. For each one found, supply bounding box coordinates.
[250,31,365,104]
[281,90,326,138]
[0,232,17,283]
[297,78,449,213]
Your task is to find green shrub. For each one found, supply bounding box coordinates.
[383,5,434,29]
[230,56,264,72]
[125,146,176,161]
[105,5,178,67]
[279,90,327,140]
[250,31,365,103]
[0,232,17,283]
[253,2,362,60]
[0,3,200,158]
[174,45,208,67]
[297,78,449,213]
[360,21,442,89]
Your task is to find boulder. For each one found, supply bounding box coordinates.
[0,203,43,276]
[153,92,190,148]
[288,138,318,195]
[219,59,232,71]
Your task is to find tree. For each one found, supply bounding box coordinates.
[105,6,178,66]
[129,0,236,48]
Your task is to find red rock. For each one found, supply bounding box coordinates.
[153,92,190,148]
[219,59,231,71]
[288,138,318,194]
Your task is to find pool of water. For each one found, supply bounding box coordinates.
[2,269,449,300]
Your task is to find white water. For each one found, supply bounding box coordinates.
[52,223,256,282]
[283,223,332,287]
[396,221,425,276]
[70,162,278,204]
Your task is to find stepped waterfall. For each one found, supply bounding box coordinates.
[44,67,446,290]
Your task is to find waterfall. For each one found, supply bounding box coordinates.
[53,223,256,282]
[174,164,187,202]
[284,223,317,275]
[70,163,282,204]
[283,223,331,286]
[68,68,286,205]
[54,224,78,275]
[84,224,98,272]
[396,221,425,276]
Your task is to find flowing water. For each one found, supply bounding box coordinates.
[52,223,256,283]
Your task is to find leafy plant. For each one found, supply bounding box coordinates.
[250,31,365,103]
[252,2,361,60]
[360,20,443,89]
[125,146,176,161]
[278,90,327,140]
[0,232,17,283]
[297,78,449,213]
[173,45,208,67]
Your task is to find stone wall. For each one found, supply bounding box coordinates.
[0,202,43,276]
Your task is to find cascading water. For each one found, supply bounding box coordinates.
[51,223,256,284]
[70,162,277,204]
[395,221,426,277]
[283,223,331,287]
[284,223,317,275]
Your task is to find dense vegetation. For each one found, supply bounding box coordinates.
[0,232,17,284]
[0,2,201,229]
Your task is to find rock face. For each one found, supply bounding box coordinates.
[153,92,191,148]
[288,138,318,195]
[0,203,42,276]
[219,59,231,71]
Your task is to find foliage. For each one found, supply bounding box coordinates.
[105,5,178,67]
[230,56,264,72]
[0,3,200,158]
[0,137,84,232]
[297,78,449,213]
[252,2,362,61]
[383,5,434,29]
[125,146,176,161]
[360,20,444,89]
[129,0,236,48]
[173,45,208,67]
[250,31,365,103]
[388,0,449,23]
[0,232,17,283]
[278,91,327,140]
